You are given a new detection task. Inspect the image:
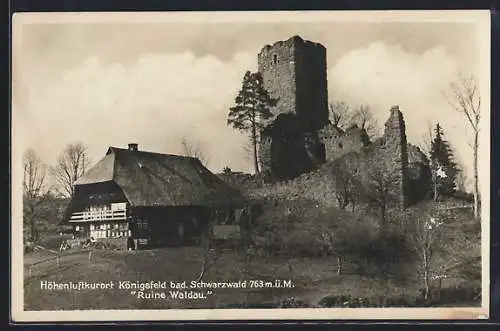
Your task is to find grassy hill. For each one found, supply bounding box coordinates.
[24,193,481,310]
[23,245,425,310]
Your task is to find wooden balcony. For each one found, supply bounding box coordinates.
[69,209,127,223]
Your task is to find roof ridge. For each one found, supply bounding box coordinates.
[109,146,199,160]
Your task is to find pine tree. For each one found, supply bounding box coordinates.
[430,123,459,197]
[227,71,277,176]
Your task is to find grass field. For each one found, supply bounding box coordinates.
[23,243,478,310]
[23,195,481,310]
[23,246,406,310]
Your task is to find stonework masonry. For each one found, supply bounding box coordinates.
[258,35,329,129]
[258,36,329,180]
[257,35,431,208]
[318,124,371,162]
[381,106,411,209]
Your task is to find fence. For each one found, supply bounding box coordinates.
[24,246,111,281]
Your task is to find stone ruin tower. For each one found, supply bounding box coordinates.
[382,106,411,209]
[257,35,329,180]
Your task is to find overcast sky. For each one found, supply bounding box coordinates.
[12,11,489,187]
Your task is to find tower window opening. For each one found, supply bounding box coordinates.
[273,54,278,64]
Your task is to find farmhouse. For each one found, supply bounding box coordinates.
[61,143,247,250]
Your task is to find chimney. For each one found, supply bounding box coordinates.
[128,143,138,151]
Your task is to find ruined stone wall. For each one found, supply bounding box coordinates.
[319,124,370,163]
[256,104,425,210]
[381,106,410,208]
[258,37,298,128]
[258,36,330,180]
[257,36,420,208]
[294,39,329,129]
[407,144,432,202]
[258,35,329,129]
[258,136,273,180]
[259,125,324,181]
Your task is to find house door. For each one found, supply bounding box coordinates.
[178,223,185,237]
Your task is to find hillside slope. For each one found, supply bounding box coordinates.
[24,194,481,310]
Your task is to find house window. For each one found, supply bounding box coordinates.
[338,142,343,149]
[137,219,148,229]
[111,202,126,211]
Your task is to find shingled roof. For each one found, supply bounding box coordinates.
[70,146,247,209]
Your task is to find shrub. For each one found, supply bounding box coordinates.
[427,280,481,305]
[276,296,311,308]
[317,294,428,308]
[24,242,34,253]
[215,302,277,309]
[38,234,73,250]
[318,295,371,308]
[450,190,474,202]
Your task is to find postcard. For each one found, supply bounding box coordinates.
[11,10,491,322]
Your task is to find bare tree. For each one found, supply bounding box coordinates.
[455,161,469,193]
[328,100,351,129]
[312,225,349,275]
[331,158,360,211]
[195,224,224,282]
[418,120,435,157]
[363,153,399,227]
[430,161,449,202]
[406,212,446,302]
[445,73,481,218]
[351,104,380,138]
[23,149,49,241]
[181,137,211,167]
[51,142,90,197]
[195,215,243,282]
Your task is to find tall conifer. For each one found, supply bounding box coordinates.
[227,71,277,176]
[430,123,459,196]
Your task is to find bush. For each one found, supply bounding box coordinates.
[450,190,474,202]
[215,302,277,309]
[427,280,481,305]
[317,294,427,308]
[276,296,311,308]
[38,234,74,250]
[358,228,414,264]
[24,242,34,253]
[216,297,310,308]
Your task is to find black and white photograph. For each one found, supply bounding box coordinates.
[11,10,490,321]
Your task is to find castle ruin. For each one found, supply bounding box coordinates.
[257,35,431,208]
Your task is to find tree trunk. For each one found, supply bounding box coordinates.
[196,256,207,282]
[336,255,343,275]
[423,251,430,302]
[473,131,479,219]
[30,217,37,242]
[433,176,439,201]
[380,204,386,230]
[29,205,37,242]
[196,236,210,282]
[251,126,260,176]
